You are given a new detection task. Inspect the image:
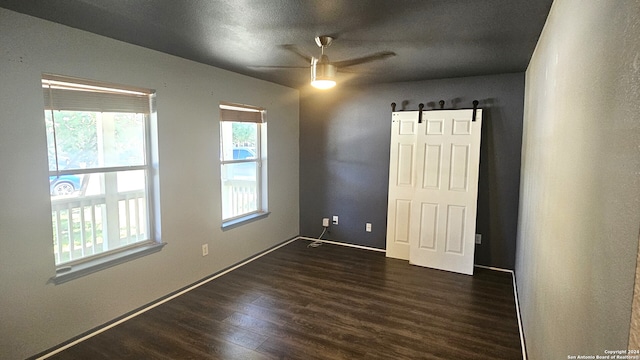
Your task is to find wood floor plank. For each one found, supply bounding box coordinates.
[46,239,522,359]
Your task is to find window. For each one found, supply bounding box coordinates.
[219,103,267,225]
[43,74,159,273]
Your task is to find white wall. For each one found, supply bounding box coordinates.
[516,0,640,358]
[0,9,299,359]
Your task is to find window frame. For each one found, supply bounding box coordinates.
[219,102,268,228]
[42,74,164,283]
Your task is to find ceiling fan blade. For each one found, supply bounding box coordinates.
[249,65,309,69]
[337,67,376,74]
[333,51,396,68]
[279,44,313,63]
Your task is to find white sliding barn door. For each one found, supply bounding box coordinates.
[409,110,482,275]
[385,112,418,260]
[386,109,482,275]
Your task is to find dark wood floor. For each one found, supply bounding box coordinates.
[47,239,522,360]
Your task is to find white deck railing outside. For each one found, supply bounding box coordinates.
[222,179,258,220]
[51,190,146,264]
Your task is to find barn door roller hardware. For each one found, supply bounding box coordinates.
[390,102,425,123]
[472,100,479,122]
[391,100,479,122]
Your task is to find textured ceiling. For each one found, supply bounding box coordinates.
[0,0,553,88]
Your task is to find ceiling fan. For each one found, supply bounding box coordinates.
[259,35,396,89]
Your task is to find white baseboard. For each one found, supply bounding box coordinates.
[39,236,526,360]
[300,239,527,358]
[296,236,386,253]
[300,238,527,358]
[474,264,513,273]
[512,271,527,360]
[37,237,297,360]
[474,264,527,360]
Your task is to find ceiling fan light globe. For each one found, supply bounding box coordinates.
[311,79,336,89]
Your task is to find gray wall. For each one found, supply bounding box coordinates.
[300,73,525,269]
[0,9,299,359]
[516,0,640,358]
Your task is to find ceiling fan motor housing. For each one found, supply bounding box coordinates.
[311,56,337,79]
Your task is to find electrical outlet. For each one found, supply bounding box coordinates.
[322,218,330,227]
[333,216,339,225]
[475,234,482,245]
[366,223,372,232]
[202,244,209,256]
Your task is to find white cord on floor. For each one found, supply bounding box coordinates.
[307,227,327,248]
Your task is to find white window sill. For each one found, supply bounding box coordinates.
[222,211,270,230]
[49,241,167,285]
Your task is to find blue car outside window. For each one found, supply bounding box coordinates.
[233,148,254,160]
[49,174,82,195]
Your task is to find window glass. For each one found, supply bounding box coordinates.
[219,104,266,222]
[43,75,154,265]
[45,111,145,170]
[50,171,148,264]
[221,162,258,219]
